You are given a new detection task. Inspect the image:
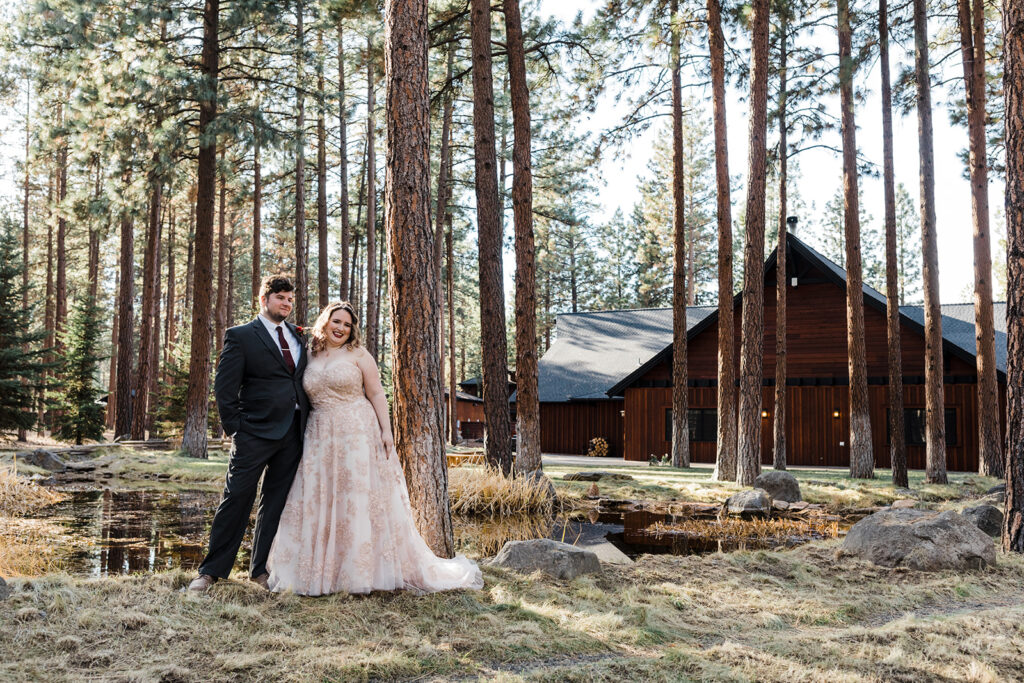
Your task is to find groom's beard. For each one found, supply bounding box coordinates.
[263,309,288,324]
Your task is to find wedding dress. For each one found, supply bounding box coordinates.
[267,352,483,596]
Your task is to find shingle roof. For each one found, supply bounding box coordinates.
[900,303,1008,374]
[537,307,716,402]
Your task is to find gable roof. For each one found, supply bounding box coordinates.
[901,302,1008,375]
[537,306,716,402]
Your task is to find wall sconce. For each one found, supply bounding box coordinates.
[832,410,840,419]
[761,410,769,418]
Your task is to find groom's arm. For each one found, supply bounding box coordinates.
[214,327,245,437]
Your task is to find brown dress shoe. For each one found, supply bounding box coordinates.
[187,574,217,593]
[252,573,270,590]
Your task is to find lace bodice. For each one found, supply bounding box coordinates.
[302,353,365,407]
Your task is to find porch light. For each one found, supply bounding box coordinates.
[832,410,840,419]
[761,410,769,418]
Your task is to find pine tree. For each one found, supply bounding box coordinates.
[0,220,48,435]
[53,295,107,444]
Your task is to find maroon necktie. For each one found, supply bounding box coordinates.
[276,326,296,373]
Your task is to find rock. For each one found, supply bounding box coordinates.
[489,539,601,579]
[986,483,1006,496]
[0,577,10,601]
[753,471,802,502]
[21,449,66,472]
[723,488,772,518]
[788,501,810,512]
[891,499,917,509]
[65,461,97,473]
[585,483,600,498]
[962,504,1003,537]
[519,470,557,500]
[841,508,996,571]
[980,492,1005,506]
[563,471,635,482]
[771,500,791,511]
[584,541,634,566]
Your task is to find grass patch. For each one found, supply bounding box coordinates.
[450,467,565,516]
[4,543,1024,681]
[0,467,64,516]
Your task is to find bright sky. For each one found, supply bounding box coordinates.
[540,0,1002,305]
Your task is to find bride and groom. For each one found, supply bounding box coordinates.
[187,275,482,596]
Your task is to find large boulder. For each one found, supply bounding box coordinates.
[753,471,802,502]
[723,488,772,518]
[489,539,601,579]
[842,508,996,571]
[19,449,66,472]
[962,504,1003,537]
[563,471,634,482]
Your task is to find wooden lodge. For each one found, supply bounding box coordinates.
[444,388,486,440]
[536,233,1007,471]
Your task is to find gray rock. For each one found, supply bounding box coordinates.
[489,539,601,579]
[963,504,1003,537]
[891,499,917,509]
[753,471,802,502]
[723,488,772,517]
[584,541,634,566]
[65,461,97,473]
[563,471,634,482]
[0,577,9,601]
[20,449,66,472]
[986,483,1006,496]
[842,508,996,571]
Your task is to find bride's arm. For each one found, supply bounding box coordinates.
[359,348,395,455]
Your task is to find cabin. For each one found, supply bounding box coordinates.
[537,233,1007,471]
[444,388,486,440]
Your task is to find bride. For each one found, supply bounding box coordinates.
[267,301,483,596]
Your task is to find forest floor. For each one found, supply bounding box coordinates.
[2,446,1015,681]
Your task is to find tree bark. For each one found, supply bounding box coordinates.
[106,269,119,429]
[471,0,513,474]
[880,0,908,488]
[114,160,135,440]
[434,51,454,441]
[19,81,30,442]
[252,133,261,312]
[839,0,873,479]
[294,0,309,327]
[1002,0,1024,552]
[133,164,162,440]
[338,23,350,301]
[148,207,163,435]
[709,0,736,482]
[504,0,542,474]
[914,0,947,483]
[773,16,788,471]
[957,0,1001,477]
[365,35,378,359]
[88,160,102,301]
[670,0,690,469]
[215,147,228,361]
[55,104,67,347]
[317,27,328,310]
[384,0,453,556]
[736,0,770,487]
[182,0,219,459]
[165,208,176,362]
[447,214,458,445]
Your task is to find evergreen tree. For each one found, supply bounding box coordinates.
[53,295,107,444]
[0,219,48,436]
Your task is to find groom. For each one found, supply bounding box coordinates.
[188,275,311,592]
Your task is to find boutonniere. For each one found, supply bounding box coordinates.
[295,325,305,336]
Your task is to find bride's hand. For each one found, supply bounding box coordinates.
[382,431,394,456]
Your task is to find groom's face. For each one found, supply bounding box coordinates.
[261,291,294,323]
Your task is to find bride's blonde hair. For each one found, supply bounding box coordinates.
[310,301,362,355]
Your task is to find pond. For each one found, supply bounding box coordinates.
[29,489,844,577]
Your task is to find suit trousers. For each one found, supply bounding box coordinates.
[198,412,303,579]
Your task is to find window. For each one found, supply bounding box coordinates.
[665,408,718,442]
[888,408,958,446]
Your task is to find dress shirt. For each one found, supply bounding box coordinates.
[258,313,302,365]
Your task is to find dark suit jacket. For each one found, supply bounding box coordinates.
[214,318,311,441]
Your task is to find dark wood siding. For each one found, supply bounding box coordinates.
[540,400,624,456]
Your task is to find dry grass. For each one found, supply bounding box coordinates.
[0,467,64,516]
[449,467,565,516]
[0,468,70,577]
[3,541,1024,681]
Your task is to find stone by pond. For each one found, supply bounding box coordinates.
[753,471,802,502]
[489,539,602,579]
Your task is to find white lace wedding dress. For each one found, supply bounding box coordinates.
[267,352,482,596]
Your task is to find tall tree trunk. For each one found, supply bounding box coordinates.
[182,0,219,459]
[957,0,1001,477]
[365,36,378,359]
[736,0,770,486]
[773,16,788,471]
[317,27,328,310]
[914,0,947,483]
[185,185,196,313]
[375,226,385,352]
[106,268,119,430]
[88,161,102,300]
[148,209,163,435]
[447,215,458,445]
[505,0,542,474]
[166,208,176,360]
[133,165,162,440]
[41,178,54,433]
[709,0,736,482]
[471,0,513,474]
[384,0,453,556]
[55,104,67,347]
[351,232,361,319]
[252,134,261,312]
[19,81,30,442]
[1003,0,1024,551]
[434,50,454,440]
[670,0,690,469]
[115,169,135,440]
[839,0,873,479]
[880,0,908,488]
[215,147,228,366]
[338,23,350,302]
[294,0,308,327]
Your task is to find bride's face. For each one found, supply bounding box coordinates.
[325,309,354,347]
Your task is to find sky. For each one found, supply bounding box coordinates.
[539,0,1004,305]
